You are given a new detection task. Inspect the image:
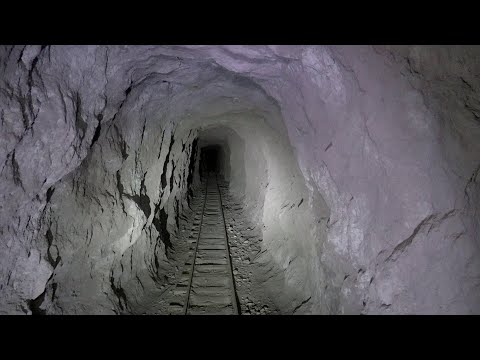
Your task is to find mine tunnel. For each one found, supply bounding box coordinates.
[0,45,480,315]
[199,145,223,178]
[200,146,220,174]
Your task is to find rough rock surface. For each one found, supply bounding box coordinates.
[0,45,479,314]
[220,180,284,315]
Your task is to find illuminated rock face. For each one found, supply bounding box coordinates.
[0,45,479,314]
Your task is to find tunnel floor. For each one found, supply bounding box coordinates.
[159,173,281,315]
[168,173,239,314]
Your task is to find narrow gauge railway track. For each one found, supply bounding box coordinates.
[169,173,240,315]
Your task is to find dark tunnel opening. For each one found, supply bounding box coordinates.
[199,145,222,179]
